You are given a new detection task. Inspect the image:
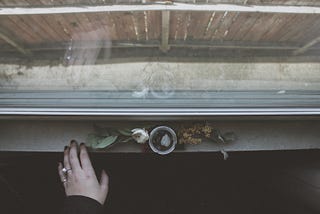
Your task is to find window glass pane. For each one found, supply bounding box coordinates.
[1,1,320,110]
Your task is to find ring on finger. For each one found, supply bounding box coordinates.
[62,178,67,183]
[62,167,72,174]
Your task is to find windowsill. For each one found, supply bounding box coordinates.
[0,120,319,153]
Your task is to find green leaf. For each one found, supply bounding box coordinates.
[117,128,132,136]
[92,135,118,149]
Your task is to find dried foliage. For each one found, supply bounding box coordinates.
[178,123,213,144]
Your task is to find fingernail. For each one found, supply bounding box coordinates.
[70,139,77,145]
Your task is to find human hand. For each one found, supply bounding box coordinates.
[58,140,109,205]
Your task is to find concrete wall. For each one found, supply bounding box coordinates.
[1,62,320,91]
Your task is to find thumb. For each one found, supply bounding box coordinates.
[100,170,109,191]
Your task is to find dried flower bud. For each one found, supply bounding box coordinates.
[131,128,149,144]
[160,134,171,147]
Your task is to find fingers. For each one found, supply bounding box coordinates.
[63,146,71,172]
[100,170,109,192]
[69,140,82,172]
[58,162,67,188]
[79,143,95,175]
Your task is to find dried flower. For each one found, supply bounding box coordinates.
[202,124,213,135]
[177,123,214,145]
[160,134,171,147]
[131,128,149,144]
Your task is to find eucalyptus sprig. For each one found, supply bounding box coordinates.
[86,125,153,150]
[86,128,136,149]
[87,134,119,149]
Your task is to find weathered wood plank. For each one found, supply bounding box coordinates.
[0,16,36,43]
[93,12,117,41]
[224,12,249,40]
[169,11,178,40]
[76,13,98,40]
[0,27,32,56]
[146,11,161,40]
[92,13,111,41]
[260,14,296,42]
[203,12,225,40]
[229,13,259,41]
[112,12,136,41]
[38,0,74,40]
[9,15,48,43]
[105,12,119,40]
[131,12,146,41]
[293,15,320,43]
[240,13,265,41]
[28,14,62,42]
[271,14,306,42]
[279,14,318,42]
[211,12,238,41]
[40,14,70,42]
[242,13,275,42]
[131,12,141,41]
[172,11,190,41]
[187,12,212,40]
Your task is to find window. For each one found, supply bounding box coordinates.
[1,0,320,117]
[1,1,320,153]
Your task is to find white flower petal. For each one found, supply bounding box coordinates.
[131,128,149,144]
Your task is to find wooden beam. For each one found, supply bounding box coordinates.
[169,40,305,50]
[160,11,170,53]
[0,28,32,56]
[11,40,312,51]
[1,3,320,15]
[293,36,320,55]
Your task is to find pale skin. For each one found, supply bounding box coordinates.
[58,140,109,205]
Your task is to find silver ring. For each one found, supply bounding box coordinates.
[62,167,72,174]
[62,178,67,183]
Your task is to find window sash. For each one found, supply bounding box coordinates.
[1,90,320,117]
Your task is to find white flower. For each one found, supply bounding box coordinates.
[131,128,149,144]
